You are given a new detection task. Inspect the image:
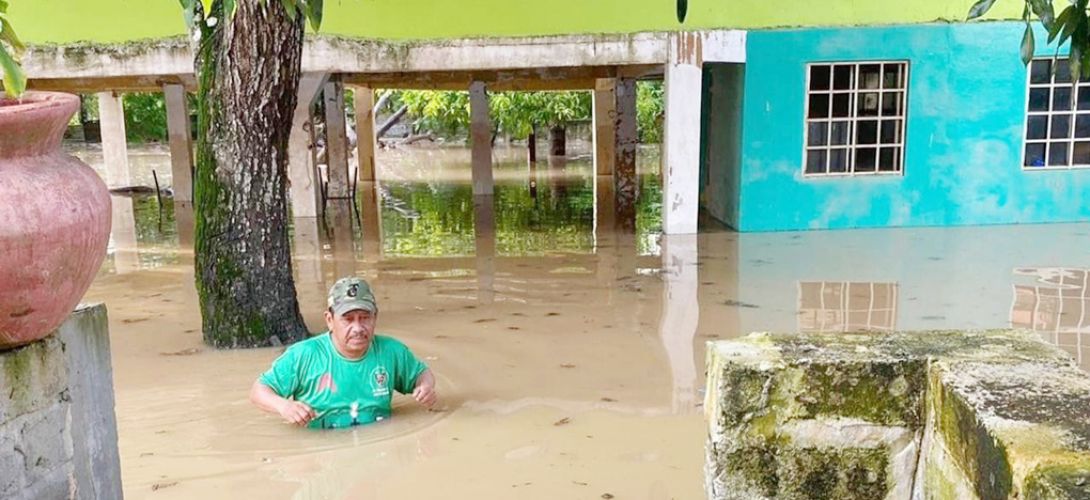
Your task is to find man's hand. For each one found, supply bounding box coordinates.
[278,400,317,426]
[412,370,438,408]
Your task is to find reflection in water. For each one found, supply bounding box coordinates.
[1011,267,1090,365]
[798,282,898,333]
[81,142,1090,499]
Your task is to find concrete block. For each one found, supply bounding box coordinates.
[0,334,68,423]
[706,330,1090,499]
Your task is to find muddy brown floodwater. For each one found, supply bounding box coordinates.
[76,141,1090,499]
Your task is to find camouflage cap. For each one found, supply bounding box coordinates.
[327,277,378,317]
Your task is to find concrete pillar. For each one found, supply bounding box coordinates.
[663,33,705,235]
[614,77,639,232]
[353,86,377,183]
[323,80,351,198]
[162,83,193,201]
[290,216,324,331]
[96,91,130,188]
[0,304,122,500]
[469,81,494,196]
[288,73,329,218]
[658,234,700,414]
[173,200,195,249]
[474,195,496,304]
[360,181,383,262]
[593,78,617,176]
[109,194,139,274]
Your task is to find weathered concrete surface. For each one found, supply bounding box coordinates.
[705,330,1090,500]
[24,31,746,83]
[287,73,329,219]
[663,33,704,235]
[323,80,350,198]
[96,91,130,188]
[0,303,122,499]
[352,86,377,183]
[469,81,494,196]
[163,83,192,202]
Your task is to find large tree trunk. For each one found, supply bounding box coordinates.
[193,1,308,348]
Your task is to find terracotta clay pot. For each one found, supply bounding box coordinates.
[0,92,111,349]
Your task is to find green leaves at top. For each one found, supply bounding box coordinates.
[1021,23,1036,65]
[967,0,998,20]
[0,2,26,98]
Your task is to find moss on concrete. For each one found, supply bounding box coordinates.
[1025,463,1090,500]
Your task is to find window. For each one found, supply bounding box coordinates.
[798,282,898,332]
[1023,59,1090,169]
[804,62,908,176]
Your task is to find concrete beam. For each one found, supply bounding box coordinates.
[288,73,329,219]
[469,81,493,196]
[25,30,745,80]
[593,78,617,176]
[162,83,192,202]
[96,91,130,188]
[323,80,351,198]
[352,86,377,183]
[662,33,704,235]
[28,74,195,93]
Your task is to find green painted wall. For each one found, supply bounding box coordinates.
[12,0,1029,44]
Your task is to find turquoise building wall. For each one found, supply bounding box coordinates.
[735,22,1090,232]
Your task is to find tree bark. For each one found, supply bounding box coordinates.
[193,1,308,348]
[527,128,537,164]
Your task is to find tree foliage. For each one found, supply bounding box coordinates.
[394,84,665,143]
[969,0,1086,78]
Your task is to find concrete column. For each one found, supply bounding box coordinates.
[322,201,357,280]
[291,216,324,331]
[469,81,494,196]
[162,83,193,201]
[353,86,377,183]
[474,195,496,304]
[173,200,195,249]
[663,33,705,235]
[360,181,383,262]
[96,91,130,188]
[614,77,638,232]
[323,80,350,198]
[658,234,700,414]
[593,78,617,176]
[288,73,329,218]
[109,194,139,274]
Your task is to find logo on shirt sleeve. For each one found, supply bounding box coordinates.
[371,367,390,397]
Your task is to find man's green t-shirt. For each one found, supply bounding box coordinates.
[259,333,428,430]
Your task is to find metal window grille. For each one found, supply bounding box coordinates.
[803,62,909,176]
[1023,59,1090,169]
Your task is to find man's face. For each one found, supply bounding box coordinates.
[326,309,377,355]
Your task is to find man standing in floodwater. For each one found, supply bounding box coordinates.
[250,277,438,429]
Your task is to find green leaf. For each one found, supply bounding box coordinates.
[0,43,26,98]
[1029,0,1056,29]
[1048,7,1073,43]
[305,0,323,30]
[223,0,236,18]
[200,0,215,17]
[0,1,9,13]
[967,0,997,20]
[280,0,297,20]
[1021,24,1036,65]
[0,14,25,57]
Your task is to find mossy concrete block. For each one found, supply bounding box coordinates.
[706,330,1090,500]
[0,333,68,423]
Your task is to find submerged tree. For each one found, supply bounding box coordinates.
[183,0,322,347]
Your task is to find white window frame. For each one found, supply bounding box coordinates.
[802,60,910,178]
[1021,58,1090,170]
